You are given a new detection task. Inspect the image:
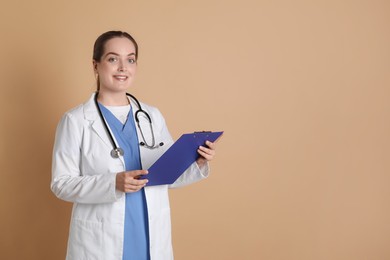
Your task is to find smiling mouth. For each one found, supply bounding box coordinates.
[113,75,128,81]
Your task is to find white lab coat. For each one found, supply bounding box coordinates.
[51,93,209,260]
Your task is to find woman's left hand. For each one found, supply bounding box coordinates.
[196,140,217,168]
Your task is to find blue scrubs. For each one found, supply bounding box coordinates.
[99,103,150,260]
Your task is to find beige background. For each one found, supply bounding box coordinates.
[1,0,389,259]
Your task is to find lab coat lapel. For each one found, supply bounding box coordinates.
[83,93,126,167]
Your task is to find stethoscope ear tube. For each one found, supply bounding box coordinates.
[135,108,152,123]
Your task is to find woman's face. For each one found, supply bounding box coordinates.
[94,37,137,93]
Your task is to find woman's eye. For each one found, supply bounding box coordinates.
[108,57,117,62]
[128,58,136,64]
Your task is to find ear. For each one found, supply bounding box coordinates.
[92,60,98,72]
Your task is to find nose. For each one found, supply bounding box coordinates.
[118,60,127,72]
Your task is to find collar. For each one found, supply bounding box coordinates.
[83,92,141,121]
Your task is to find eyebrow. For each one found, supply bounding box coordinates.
[104,52,136,57]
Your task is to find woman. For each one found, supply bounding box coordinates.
[51,31,217,260]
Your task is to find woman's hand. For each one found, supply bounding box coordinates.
[196,140,217,168]
[116,170,149,193]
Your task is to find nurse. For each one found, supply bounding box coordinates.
[51,31,217,260]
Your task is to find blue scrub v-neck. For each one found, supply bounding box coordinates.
[98,103,150,260]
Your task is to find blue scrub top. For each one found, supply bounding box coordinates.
[99,103,150,260]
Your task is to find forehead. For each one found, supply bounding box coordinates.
[103,37,136,55]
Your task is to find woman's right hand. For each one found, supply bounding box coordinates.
[116,170,149,193]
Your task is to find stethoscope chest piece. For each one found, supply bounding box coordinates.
[111,148,124,158]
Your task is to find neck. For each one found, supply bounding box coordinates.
[97,91,129,106]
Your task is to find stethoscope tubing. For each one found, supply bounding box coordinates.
[94,92,162,158]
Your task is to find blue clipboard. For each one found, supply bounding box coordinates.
[142,131,223,186]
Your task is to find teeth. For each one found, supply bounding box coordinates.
[114,76,127,80]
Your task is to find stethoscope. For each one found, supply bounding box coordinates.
[94,92,164,158]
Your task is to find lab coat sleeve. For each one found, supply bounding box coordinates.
[152,108,210,189]
[51,112,122,204]
[169,161,210,188]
